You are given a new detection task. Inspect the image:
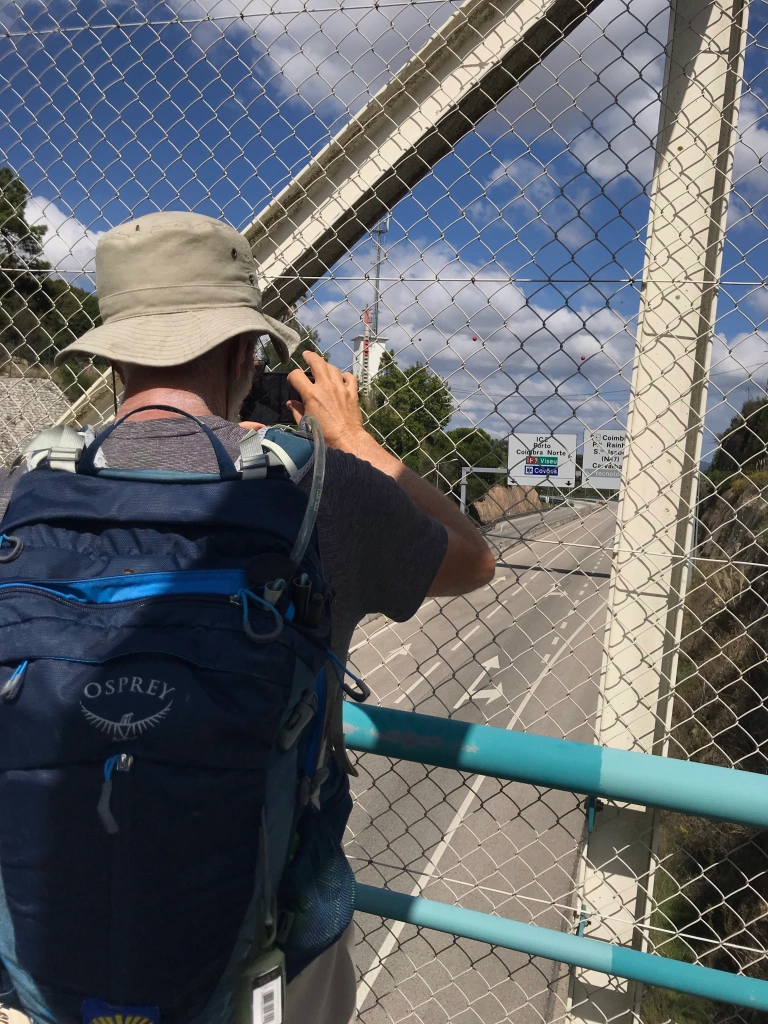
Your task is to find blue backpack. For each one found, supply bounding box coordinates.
[0,409,360,1024]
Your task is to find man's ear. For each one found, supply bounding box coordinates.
[233,333,257,378]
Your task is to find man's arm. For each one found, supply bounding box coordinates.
[288,353,496,597]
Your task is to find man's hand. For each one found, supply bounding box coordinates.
[287,351,495,597]
[287,352,365,448]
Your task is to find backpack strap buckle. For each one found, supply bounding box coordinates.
[22,425,86,473]
[240,429,270,480]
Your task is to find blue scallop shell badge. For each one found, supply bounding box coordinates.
[82,998,160,1024]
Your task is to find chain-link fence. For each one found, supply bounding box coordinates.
[1,0,767,1020]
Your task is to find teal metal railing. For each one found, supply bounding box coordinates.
[344,703,768,1011]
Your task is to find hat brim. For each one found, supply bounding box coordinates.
[54,306,299,368]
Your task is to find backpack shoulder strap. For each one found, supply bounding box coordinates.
[239,429,269,480]
[240,427,314,483]
[21,425,86,473]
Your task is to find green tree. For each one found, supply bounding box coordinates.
[0,167,100,368]
[709,396,768,479]
[441,426,507,505]
[366,349,453,471]
[444,426,506,473]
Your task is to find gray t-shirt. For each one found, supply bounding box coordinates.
[0,417,447,659]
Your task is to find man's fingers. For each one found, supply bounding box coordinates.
[325,361,345,385]
[341,372,359,395]
[239,420,266,430]
[287,367,313,401]
[304,350,348,386]
[302,351,328,377]
[287,399,305,425]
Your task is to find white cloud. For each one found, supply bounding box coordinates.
[25,196,102,282]
[162,0,460,117]
[709,330,768,396]
[484,0,670,193]
[733,93,768,188]
[7,0,763,460]
[301,236,636,437]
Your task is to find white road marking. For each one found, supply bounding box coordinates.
[472,682,505,705]
[453,655,500,709]
[357,601,607,1012]
[394,660,442,705]
[483,575,507,591]
[365,644,414,677]
[349,621,396,653]
[486,605,502,619]
[450,623,481,651]
[355,772,489,1012]
[383,643,412,665]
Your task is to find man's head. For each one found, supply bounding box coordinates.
[56,211,298,419]
[115,331,259,422]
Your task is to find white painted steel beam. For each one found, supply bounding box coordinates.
[246,0,602,321]
[61,0,601,422]
[570,0,749,1018]
[53,370,121,429]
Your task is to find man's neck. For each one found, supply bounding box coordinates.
[118,386,224,421]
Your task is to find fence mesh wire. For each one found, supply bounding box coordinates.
[1,0,767,1020]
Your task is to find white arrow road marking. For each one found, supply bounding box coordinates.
[394,660,442,705]
[473,683,505,705]
[486,575,507,589]
[383,642,412,665]
[453,655,500,709]
[348,620,396,653]
[365,643,414,677]
[357,572,609,1013]
[450,623,481,651]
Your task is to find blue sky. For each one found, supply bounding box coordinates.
[2,0,768,461]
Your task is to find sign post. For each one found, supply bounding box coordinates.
[507,433,577,488]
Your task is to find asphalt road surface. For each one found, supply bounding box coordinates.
[345,500,618,1024]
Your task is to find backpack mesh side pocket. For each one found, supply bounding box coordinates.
[277,801,356,982]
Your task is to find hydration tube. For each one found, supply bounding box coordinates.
[287,414,325,579]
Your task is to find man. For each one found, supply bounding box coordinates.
[0,211,495,1024]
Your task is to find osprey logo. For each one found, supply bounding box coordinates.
[80,675,175,741]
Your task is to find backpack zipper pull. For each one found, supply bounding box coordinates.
[97,754,133,834]
[1,661,28,703]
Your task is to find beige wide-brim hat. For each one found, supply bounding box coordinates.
[55,211,299,368]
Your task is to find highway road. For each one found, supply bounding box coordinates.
[345,500,618,1024]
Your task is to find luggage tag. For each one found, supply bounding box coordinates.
[235,947,286,1024]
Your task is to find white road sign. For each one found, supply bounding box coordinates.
[583,429,626,490]
[507,433,577,487]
